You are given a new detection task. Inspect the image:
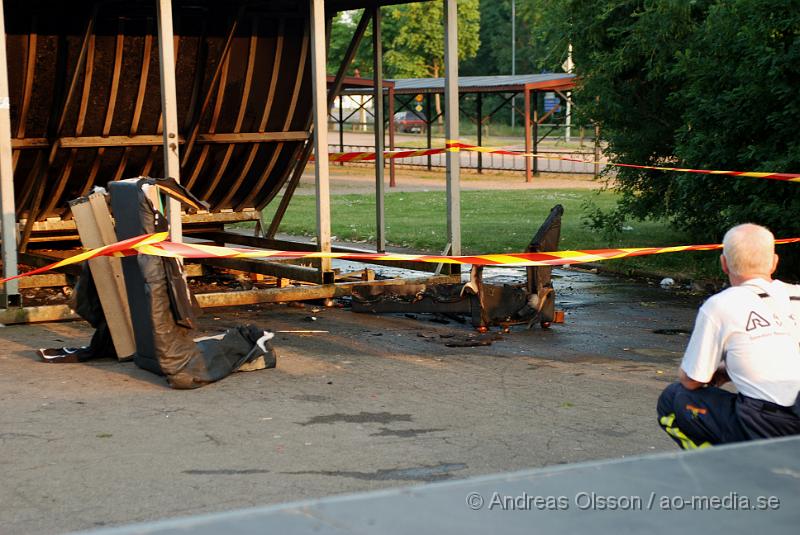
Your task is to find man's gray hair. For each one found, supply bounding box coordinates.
[722,223,775,276]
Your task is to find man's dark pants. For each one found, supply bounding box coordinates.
[657,383,800,449]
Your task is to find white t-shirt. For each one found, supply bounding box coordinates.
[681,278,800,407]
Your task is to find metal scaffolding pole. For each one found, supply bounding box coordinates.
[372,6,385,252]
[156,0,182,241]
[524,86,532,182]
[444,0,461,256]
[309,0,332,276]
[425,94,433,171]
[388,84,396,188]
[0,1,19,307]
[533,92,539,177]
[476,92,483,174]
[339,96,344,159]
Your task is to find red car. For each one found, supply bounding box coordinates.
[393,111,427,133]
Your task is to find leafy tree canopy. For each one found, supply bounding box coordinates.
[328,2,481,79]
[561,0,800,275]
[462,0,567,76]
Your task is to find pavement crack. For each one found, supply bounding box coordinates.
[182,469,270,475]
[369,427,444,438]
[297,412,413,426]
[284,462,467,482]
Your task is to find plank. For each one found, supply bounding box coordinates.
[70,193,136,360]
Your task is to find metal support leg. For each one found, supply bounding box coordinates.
[372,6,385,252]
[594,122,600,179]
[533,93,539,177]
[476,92,483,174]
[565,90,572,142]
[444,0,461,256]
[0,1,19,306]
[338,95,344,165]
[156,0,182,241]
[524,87,532,183]
[425,94,432,171]
[310,0,332,276]
[388,85,395,188]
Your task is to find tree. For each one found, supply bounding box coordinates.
[561,0,800,275]
[327,11,374,77]
[462,0,569,77]
[382,1,480,120]
[382,1,480,79]
[670,0,800,249]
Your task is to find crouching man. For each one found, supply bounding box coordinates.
[657,223,800,449]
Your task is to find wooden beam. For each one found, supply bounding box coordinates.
[70,193,136,360]
[0,304,78,324]
[194,275,459,308]
[197,132,309,144]
[198,257,330,285]
[11,132,309,149]
[18,273,69,289]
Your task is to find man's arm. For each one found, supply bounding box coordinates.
[679,307,724,388]
[679,366,730,390]
[679,368,706,390]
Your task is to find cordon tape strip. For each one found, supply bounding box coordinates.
[319,141,800,183]
[3,232,799,284]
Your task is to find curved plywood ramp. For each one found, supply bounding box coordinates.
[5,0,317,222]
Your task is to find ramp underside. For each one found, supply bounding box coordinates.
[5,0,317,222]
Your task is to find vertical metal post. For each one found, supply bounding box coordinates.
[444,0,460,256]
[310,0,332,276]
[564,44,573,142]
[372,6,385,252]
[524,87,532,182]
[425,93,432,171]
[510,0,516,130]
[156,0,182,242]
[338,95,344,164]
[594,121,601,179]
[565,91,571,142]
[476,92,483,174]
[388,84,396,188]
[533,92,539,177]
[0,1,18,306]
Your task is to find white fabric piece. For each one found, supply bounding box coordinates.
[256,331,275,353]
[681,278,800,406]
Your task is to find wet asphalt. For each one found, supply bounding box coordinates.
[0,268,705,534]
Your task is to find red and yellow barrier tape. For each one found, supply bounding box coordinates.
[326,146,450,163]
[3,232,800,284]
[319,141,800,183]
[446,142,800,183]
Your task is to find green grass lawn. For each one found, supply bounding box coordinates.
[260,189,723,280]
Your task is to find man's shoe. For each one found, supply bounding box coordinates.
[37,347,91,363]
